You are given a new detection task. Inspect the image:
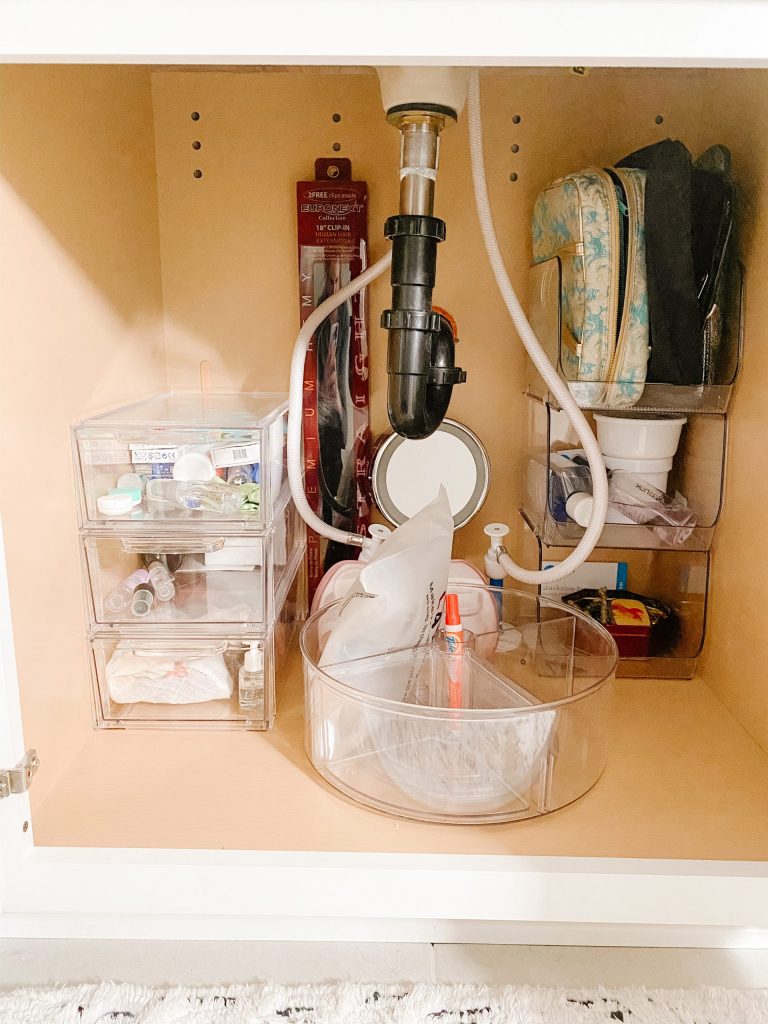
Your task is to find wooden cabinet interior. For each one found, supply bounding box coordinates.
[1,64,767,854]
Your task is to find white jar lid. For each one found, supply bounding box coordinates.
[173,451,215,482]
[97,492,134,516]
[371,419,490,530]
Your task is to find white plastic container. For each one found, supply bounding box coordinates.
[593,414,687,460]
[602,454,673,491]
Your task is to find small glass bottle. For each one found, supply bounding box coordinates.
[238,642,264,715]
[105,569,150,614]
[142,555,176,601]
[131,580,155,617]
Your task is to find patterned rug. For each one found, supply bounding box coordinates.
[1,982,767,1023]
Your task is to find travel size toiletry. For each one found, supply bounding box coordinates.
[142,556,176,601]
[105,569,150,614]
[239,642,264,714]
[131,580,155,617]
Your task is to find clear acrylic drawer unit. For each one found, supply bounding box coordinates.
[81,498,305,630]
[302,585,618,824]
[524,394,727,551]
[90,561,307,730]
[74,392,289,529]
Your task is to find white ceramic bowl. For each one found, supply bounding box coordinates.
[594,414,687,460]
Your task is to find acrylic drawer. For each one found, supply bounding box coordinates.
[89,560,307,730]
[74,391,288,530]
[81,502,305,630]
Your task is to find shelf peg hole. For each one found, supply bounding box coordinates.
[512,114,522,124]
[511,143,520,153]
[190,111,200,121]
[509,172,519,182]
[332,142,342,152]
[655,114,664,124]
[193,169,203,179]
[192,140,201,150]
[332,112,342,123]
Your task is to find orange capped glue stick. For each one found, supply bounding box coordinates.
[444,593,464,710]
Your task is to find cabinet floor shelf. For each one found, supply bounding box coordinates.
[28,648,768,863]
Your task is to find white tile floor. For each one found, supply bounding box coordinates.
[1,940,768,989]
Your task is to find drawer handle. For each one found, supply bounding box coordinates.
[118,641,230,658]
[120,538,225,555]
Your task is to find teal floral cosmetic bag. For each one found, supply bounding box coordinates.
[532,167,649,408]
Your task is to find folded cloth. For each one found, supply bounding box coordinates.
[106,648,233,704]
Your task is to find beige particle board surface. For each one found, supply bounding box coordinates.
[30,650,768,860]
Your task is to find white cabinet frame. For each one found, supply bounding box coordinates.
[2,1,768,944]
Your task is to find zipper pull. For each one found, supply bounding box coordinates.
[617,197,629,218]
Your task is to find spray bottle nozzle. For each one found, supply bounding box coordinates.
[244,642,263,674]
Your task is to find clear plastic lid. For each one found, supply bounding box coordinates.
[79,391,288,428]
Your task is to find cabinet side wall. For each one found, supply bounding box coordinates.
[0,66,166,805]
[696,70,768,753]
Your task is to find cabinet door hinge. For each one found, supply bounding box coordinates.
[0,749,39,800]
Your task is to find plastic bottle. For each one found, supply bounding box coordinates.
[145,477,243,514]
[549,454,592,523]
[105,569,150,614]
[238,642,264,714]
[142,556,176,601]
[131,580,155,617]
[566,492,595,528]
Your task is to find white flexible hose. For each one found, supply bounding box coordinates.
[287,252,392,547]
[467,70,609,584]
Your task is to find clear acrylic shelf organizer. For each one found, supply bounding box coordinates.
[526,257,744,415]
[89,559,307,730]
[523,393,727,551]
[519,519,709,680]
[302,585,618,825]
[81,499,305,631]
[73,391,289,530]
